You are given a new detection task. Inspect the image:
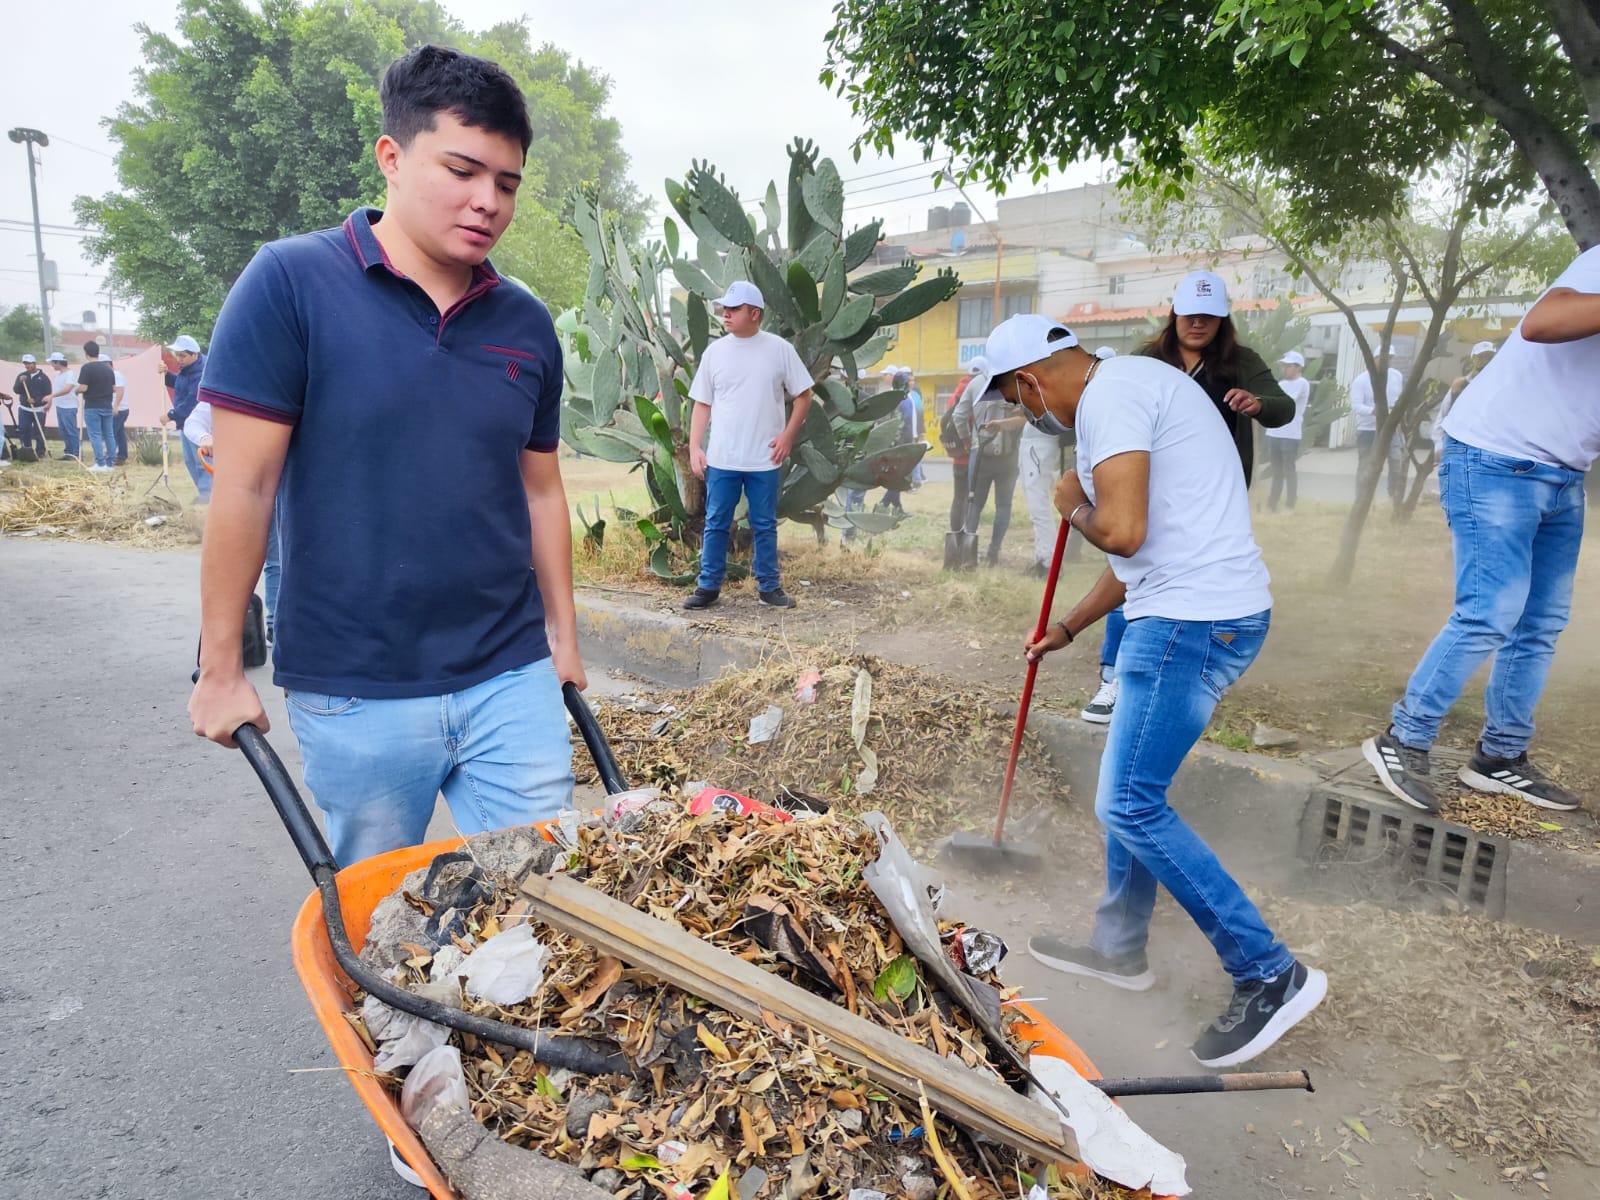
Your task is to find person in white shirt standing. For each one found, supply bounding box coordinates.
[683,281,815,611]
[1265,350,1311,512]
[112,362,130,464]
[1348,355,1405,501]
[985,314,1326,1069]
[1364,249,1600,815]
[46,352,80,462]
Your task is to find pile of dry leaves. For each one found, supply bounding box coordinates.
[587,656,1064,849]
[357,806,1146,1200]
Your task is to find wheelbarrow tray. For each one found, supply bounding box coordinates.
[291,836,1145,1200]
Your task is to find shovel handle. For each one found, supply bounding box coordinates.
[993,519,1070,841]
[1093,1070,1313,1097]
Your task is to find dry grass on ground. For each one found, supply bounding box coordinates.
[0,457,204,547]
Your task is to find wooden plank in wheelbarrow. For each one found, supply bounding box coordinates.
[520,871,1080,1167]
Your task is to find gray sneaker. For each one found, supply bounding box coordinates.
[1459,746,1580,811]
[1027,936,1154,992]
[1081,666,1117,725]
[1362,729,1440,813]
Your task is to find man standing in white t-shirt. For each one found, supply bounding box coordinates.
[683,281,815,610]
[1349,355,1405,500]
[1265,350,1311,512]
[985,314,1326,1069]
[112,362,130,464]
[1364,250,1600,815]
[46,352,81,462]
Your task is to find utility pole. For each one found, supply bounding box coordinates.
[8,127,53,356]
[103,282,116,358]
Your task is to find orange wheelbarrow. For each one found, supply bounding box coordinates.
[238,684,1211,1198]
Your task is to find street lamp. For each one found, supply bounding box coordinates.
[8,127,54,356]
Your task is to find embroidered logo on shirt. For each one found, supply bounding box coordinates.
[506,360,521,383]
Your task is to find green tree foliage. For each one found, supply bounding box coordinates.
[491,200,589,312]
[76,0,645,339]
[0,306,58,361]
[822,0,1600,248]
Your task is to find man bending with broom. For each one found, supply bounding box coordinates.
[984,313,1325,1068]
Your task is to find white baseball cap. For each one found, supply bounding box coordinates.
[1279,350,1305,366]
[1471,340,1496,356]
[965,355,989,375]
[47,351,67,363]
[20,353,35,363]
[1094,345,1117,359]
[712,281,764,310]
[984,314,1079,375]
[1172,270,1230,318]
[170,334,201,354]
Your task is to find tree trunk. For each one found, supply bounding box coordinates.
[1399,448,1437,519]
[1328,409,1408,586]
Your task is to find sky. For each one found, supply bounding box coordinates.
[0,0,1099,328]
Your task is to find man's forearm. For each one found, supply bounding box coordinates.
[1058,568,1127,640]
[1520,289,1600,343]
[784,391,813,438]
[197,481,275,676]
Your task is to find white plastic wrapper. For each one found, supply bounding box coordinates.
[1028,1054,1190,1196]
[401,1044,472,1129]
[461,924,550,1006]
[362,993,451,1072]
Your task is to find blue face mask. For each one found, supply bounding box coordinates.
[1014,373,1073,437]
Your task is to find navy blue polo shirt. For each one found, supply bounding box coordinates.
[200,208,563,698]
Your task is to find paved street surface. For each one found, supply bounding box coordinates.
[2,537,1541,1199]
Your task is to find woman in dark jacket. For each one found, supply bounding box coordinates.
[1080,270,1293,726]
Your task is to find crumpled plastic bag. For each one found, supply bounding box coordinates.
[363,991,451,1072]
[401,1044,472,1129]
[1028,1054,1190,1196]
[460,924,549,1006]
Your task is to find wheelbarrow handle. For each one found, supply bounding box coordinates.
[234,722,338,876]
[563,681,628,796]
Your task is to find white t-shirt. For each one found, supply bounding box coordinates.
[183,400,213,446]
[1444,246,1600,471]
[690,331,814,472]
[115,370,128,412]
[51,369,78,408]
[1074,356,1273,622]
[1267,376,1311,440]
[1348,368,1403,432]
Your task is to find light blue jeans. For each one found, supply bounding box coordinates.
[1391,438,1586,756]
[180,434,213,502]
[699,466,781,592]
[56,407,81,460]
[1090,610,1295,985]
[83,408,116,467]
[1099,605,1128,671]
[285,658,575,867]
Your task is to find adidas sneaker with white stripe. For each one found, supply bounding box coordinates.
[1362,729,1440,813]
[1459,746,1580,811]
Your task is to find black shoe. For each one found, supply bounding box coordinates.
[1459,746,1580,811]
[1362,729,1439,813]
[1027,936,1154,992]
[1192,960,1327,1068]
[758,588,797,609]
[682,587,720,610]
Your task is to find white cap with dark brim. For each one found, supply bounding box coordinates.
[984,314,1079,375]
[1173,269,1231,318]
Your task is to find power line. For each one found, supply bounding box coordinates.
[47,134,116,160]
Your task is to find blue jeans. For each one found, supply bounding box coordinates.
[1391,438,1586,756]
[700,466,781,592]
[180,434,213,502]
[113,409,129,461]
[263,494,283,636]
[56,408,81,460]
[284,658,575,867]
[1099,605,1128,670]
[1090,610,1294,985]
[17,408,47,456]
[83,408,116,467]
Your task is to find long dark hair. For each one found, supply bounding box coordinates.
[1141,311,1243,382]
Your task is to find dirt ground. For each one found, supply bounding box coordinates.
[560,455,1600,844]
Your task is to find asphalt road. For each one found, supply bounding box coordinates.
[0,539,630,1200]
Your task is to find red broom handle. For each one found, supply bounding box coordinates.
[993,519,1071,842]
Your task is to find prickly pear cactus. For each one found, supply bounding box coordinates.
[560,139,961,574]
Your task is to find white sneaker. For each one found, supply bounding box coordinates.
[1081,666,1118,725]
[388,1139,426,1188]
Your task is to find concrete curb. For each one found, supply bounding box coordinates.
[575,592,1596,940]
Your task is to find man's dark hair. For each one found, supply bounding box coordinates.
[380,45,533,157]
[83,340,100,357]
